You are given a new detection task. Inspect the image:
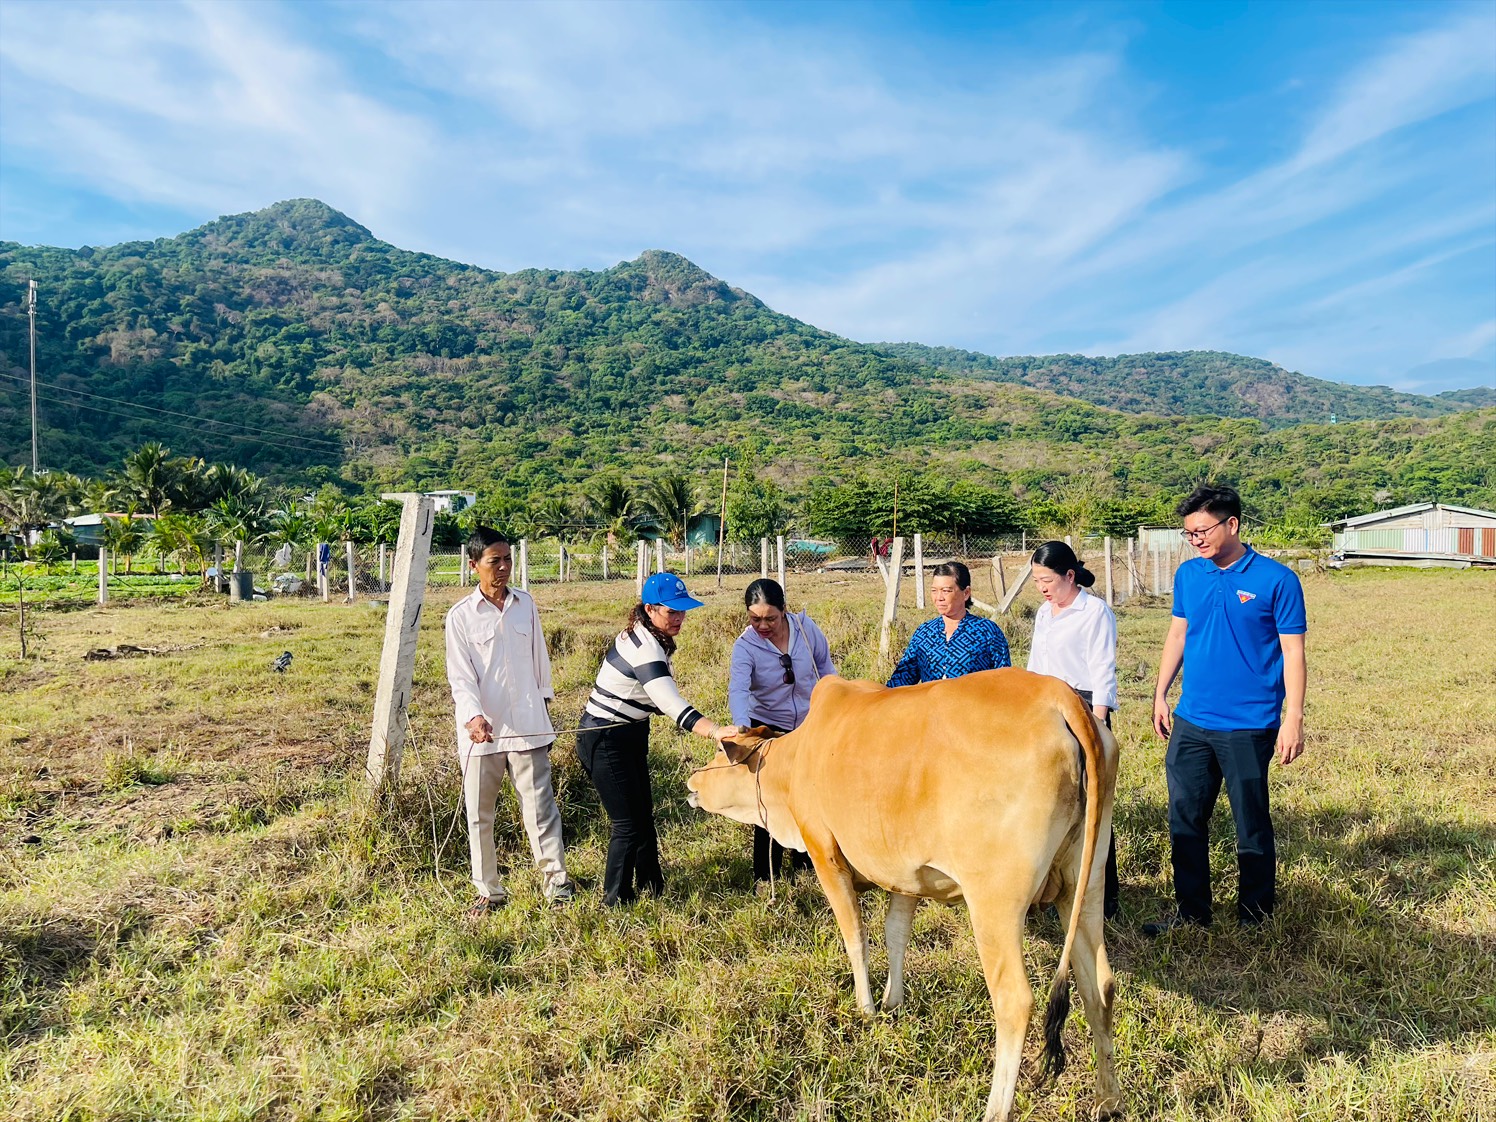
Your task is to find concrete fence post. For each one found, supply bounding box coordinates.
[345,540,357,602]
[760,537,769,578]
[776,534,786,589]
[1104,535,1114,606]
[913,532,925,610]
[518,538,529,590]
[655,538,665,574]
[878,536,906,658]
[97,546,108,606]
[365,493,435,793]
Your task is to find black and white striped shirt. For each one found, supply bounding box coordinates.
[583,624,703,732]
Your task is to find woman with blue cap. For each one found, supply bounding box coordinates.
[577,571,739,905]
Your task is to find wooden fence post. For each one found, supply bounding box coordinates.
[878,536,906,658]
[993,553,1007,597]
[1151,543,1161,597]
[1103,536,1114,606]
[776,534,786,589]
[365,493,435,792]
[345,540,357,602]
[913,532,925,610]
[97,546,108,606]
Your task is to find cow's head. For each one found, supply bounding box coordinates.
[686,726,781,827]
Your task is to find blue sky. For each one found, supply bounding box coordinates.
[1,0,1492,394]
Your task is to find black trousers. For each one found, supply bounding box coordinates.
[576,719,664,906]
[1074,692,1121,920]
[754,826,813,881]
[745,718,812,882]
[1166,714,1278,924]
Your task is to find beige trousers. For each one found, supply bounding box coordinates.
[462,747,569,899]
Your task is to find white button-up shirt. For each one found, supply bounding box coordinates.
[445,586,554,757]
[1027,587,1118,711]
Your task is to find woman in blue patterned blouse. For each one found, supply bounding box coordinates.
[888,561,1011,686]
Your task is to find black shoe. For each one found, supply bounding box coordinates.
[1142,912,1210,937]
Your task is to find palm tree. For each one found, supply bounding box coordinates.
[122,442,189,518]
[101,515,145,574]
[150,513,209,576]
[0,468,74,544]
[585,476,639,544]
[641,471,698,549]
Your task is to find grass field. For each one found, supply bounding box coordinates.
[2,566,1493,1121]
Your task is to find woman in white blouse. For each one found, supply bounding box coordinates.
[1027,540,1121,919]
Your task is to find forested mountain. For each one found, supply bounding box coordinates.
[875,343,1467,425]
[1,198,1491,529]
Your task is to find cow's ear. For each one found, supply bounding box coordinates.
[722,738,759,766]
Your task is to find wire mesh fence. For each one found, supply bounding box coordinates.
[0,530,1201,610]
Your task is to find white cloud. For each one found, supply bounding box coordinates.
[0,0,1491,392]
[0,0,434,228]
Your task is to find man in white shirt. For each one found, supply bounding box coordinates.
[445,527,572,914]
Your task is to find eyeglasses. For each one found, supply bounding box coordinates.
[778,653,795,685]
[1179,517,1230,542]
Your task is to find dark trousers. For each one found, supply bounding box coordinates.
[753,826,812,881]
[576,720,664,906]
[1074,692,1121,919]
[746,718,813,882]
[1166,714,1278,924]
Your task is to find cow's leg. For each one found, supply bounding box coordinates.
[882,892,919,1011]
[807,842,875,1014]
[966,890,1032,1122]
[1058,881,1123,1119]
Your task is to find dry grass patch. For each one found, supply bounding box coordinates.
[2,566,1494,1120]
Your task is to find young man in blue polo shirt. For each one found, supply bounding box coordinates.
[1146,484,1307,935]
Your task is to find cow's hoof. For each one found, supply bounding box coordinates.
[1090,1096,1124,1121]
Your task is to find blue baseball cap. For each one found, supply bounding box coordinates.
[642,571,704,610]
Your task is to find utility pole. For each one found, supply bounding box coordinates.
[28,279,39,472]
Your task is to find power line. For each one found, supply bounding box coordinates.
[13,385,333,457]
[0,369,347,452]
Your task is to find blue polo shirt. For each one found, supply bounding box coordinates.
[1173,546,1306,731]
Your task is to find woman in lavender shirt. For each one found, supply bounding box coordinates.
[727,578,838,886]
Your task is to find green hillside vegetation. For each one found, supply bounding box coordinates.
[1,199,1492,540]
[876,342,1467,425]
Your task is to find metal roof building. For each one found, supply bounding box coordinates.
[1325,503,1496,567]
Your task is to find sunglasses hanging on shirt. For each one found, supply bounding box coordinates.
[779,653,795,685]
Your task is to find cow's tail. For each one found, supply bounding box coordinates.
[1041,685,1107,1083]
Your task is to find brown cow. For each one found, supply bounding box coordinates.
[687,668,1121,1122]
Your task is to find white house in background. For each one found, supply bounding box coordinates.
[1325,503,1496,568]
[424,490,478,515]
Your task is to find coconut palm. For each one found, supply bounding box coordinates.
[641,471,698,549]
[121,442,191,518]
[585,476,640,544]
[101,514,146,574]
[0,468,75,543]
[150,513,210,576]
